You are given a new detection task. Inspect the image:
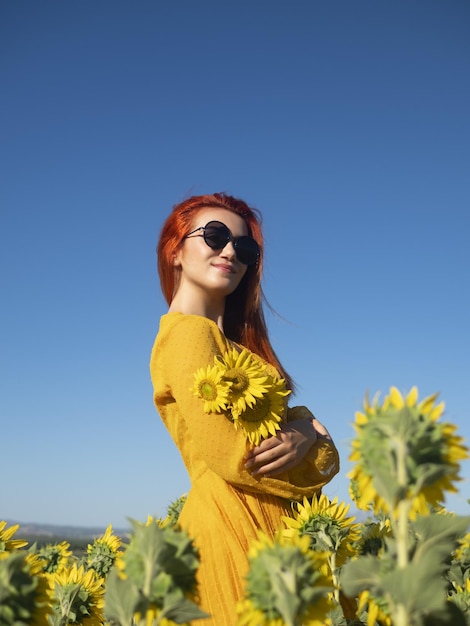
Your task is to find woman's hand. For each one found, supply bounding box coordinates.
[244,416,332,477]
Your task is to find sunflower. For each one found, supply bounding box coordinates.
[282,494,361,568]
[36,540,72,575]
[348,386,469,519]
[237,531,333,626]
[232,374,290,446]
[448,576,470,616]
[353,518,392,557]
[0,550,51,626]
[105,520,204,626]
[47,563,104,626]
[357,589,392,626]
[453,532,470,564]
[119,518,200,595]
[156,494,188,529]
[0,521,28,557]
[86,525,123,578]
[192,363,232,413]
[215,348,272,416]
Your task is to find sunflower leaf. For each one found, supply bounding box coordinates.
[123,520,200,601]
[340,554,383,596]
[411,514,470,563]
[160,593,209,622]
[104,569,140,626]
[380,554,447,615]
[422,602,467,626]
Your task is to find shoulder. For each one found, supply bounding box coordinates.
[157,312,222,341]
[151,313,228,364]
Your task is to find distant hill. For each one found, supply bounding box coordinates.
[5,520,129,541]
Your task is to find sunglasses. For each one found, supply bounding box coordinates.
[185,220,260,266]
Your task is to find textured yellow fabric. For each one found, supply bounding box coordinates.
[150,312,340,625]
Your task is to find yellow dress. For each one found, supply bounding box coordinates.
[150,312,340,626]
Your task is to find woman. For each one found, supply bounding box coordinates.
[150,193,339,625]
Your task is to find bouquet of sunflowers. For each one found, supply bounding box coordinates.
[192,348,291,446]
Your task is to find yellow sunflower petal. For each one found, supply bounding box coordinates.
[192,364,232,413]
[405,386,419,406]
[389,386,405,408]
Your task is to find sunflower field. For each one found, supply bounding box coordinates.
[1,387,469,626]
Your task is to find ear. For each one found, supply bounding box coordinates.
[172,250,182,268]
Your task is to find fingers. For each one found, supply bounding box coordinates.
[244,430,288,465]
[245,441,296,476]
[243,416,334,478]
[244,420,317,477]
[249,436,280,454]
[249,454,298,477]
[245,437,284,469]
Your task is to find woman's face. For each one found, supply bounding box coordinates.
[173,207,250,300]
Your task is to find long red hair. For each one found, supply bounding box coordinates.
[157,192,293,389]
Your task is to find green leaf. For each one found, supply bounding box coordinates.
[380,553,446,615]
[123,520,200,603]
[104,569,140,626]
[447,561,466,589]
[327,604,366,626]
[422,601,468,626]
[340,555,383,597]
[160,595,209,623]
[412,514,470,564]
[0,552,45,626]
[243,538,332,625]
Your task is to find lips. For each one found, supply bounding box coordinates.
[212,263,236,274]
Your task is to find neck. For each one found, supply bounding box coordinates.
[168,290,225,332]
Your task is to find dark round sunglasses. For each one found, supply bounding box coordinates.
[185,220,260,266]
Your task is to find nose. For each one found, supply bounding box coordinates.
[219,239,237,260]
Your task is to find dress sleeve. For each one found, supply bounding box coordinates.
[284,405,340,490]
[151,314,339,501]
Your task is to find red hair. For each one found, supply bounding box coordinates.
[157,192,293,389]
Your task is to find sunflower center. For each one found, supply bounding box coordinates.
[225,368,250,393]
[199,381,217,401]
[360,536,384,556]
[239,395,271,423]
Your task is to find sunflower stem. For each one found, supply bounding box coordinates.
[395,437,410,569]
[395,602,410,626]
[328,552,340,605]
[392,437,411,626]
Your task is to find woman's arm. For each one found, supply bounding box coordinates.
[151,315,339,498]
[244,409,334,477]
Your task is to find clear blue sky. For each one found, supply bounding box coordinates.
[2,1,469,529]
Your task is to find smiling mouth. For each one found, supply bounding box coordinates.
[213,263,235,273]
